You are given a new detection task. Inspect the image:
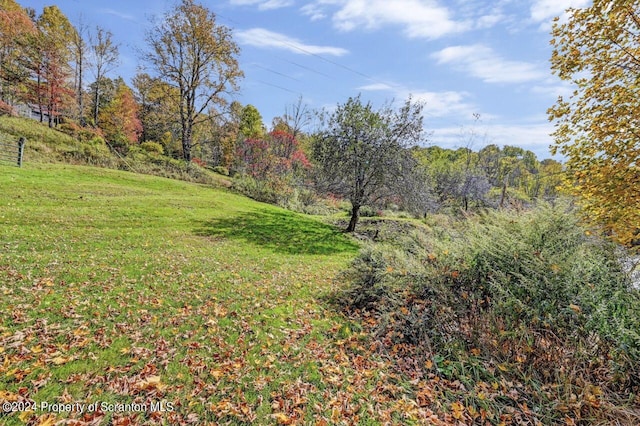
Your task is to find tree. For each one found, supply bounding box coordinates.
[26,5,75,127]
[132,72,180,149]
[549,2,640,246]
[0,0,36,104]
[275,96,312,141]
[70,17,89,125]
[236,129,310,180]
[238,104,264,139]
[205,100,243,167]
[99,80,142,149]
[142,0,243,161]
[312,95,424,232]
[417,146,490,211]
[88,76,117,123]
[89,26,119,126]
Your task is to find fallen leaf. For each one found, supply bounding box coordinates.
[273,412,293,424]
[51,356,71,365]
[36,414,56,426]
[136,375,164,391]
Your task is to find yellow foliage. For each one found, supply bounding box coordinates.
[549,2,640,247]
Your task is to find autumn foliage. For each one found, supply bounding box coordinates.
[549,1,640,247]
[99,82,143,146]
[236,130,310,179]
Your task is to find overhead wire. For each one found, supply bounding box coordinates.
[215,11,382,97]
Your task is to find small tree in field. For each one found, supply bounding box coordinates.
[312,95,424,232]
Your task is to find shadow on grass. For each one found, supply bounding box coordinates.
[195,208,359,255]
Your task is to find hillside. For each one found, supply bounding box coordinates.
[2,122,639,425]
[0,163,416,425]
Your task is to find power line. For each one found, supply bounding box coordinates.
[255,79,302,96]
[274,39,373,80]
[216,12,374,82]
[249,63,301,82]
[275,55,334,80]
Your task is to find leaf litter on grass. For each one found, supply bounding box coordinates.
[0,164,451,425]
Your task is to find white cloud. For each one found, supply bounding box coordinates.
[299,0,511,38]
[530,0,590,29]
[410,91,476,118]
[432,44,546,84]
[356,79,477,119]
[357,83,394,91]
[330,0,469,39]
[530,81,574,99]
[430,121,556,159]
[235,28,349,56]
[229,0,294,10]
[475,13,505,29]
[99,8,136,21]
[356,78,476,118]
[300,3,327,21]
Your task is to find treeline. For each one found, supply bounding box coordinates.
[234,96,562,231]
[0,0,562,229]
[0,0,243,162]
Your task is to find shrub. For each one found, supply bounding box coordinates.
[57,121,104,143]
[0,101,17,117]
[358,205,380,217]
[191,157,207,167]
[140,141,164,155]
[212,165,229,176]
[337,202,640,423]
[232,174,294,206]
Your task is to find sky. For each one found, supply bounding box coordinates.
[18,0,591,160]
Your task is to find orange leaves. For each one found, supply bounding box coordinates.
[209,397,256,423]
[98,83,143,144]
[272,412,293,424]
[35,277,55,288]
[134,375,164,392]
[450,401,465,420]
[49,355,73,365]
[35,414,56,426]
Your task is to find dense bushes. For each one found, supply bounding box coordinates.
[336,203,640,423]
[231,174,324,214]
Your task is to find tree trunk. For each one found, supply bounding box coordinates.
[346,204,360,232]
[93,86,99,126]
[182,124,192,162]
[499,179,507,208]
[78,59,85,126]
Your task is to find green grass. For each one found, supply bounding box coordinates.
[0,162,427,425]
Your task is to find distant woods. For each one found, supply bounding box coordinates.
[1,0,563,234]
[0,0,242,163]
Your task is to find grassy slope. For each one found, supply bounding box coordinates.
[0,163,436,425]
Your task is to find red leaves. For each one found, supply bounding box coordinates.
[99,83,143,145]
[236,130,310,179]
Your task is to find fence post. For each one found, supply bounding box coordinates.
[17,137,25,167]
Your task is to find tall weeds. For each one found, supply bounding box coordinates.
[337,202,640,423]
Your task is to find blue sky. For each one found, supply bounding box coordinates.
[19,0,590,159]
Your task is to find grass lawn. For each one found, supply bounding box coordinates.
[0,163,436,425]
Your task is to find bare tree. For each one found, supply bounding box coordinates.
[89,26,119,126]
[284,96,311,140]
[71,17,88,125]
